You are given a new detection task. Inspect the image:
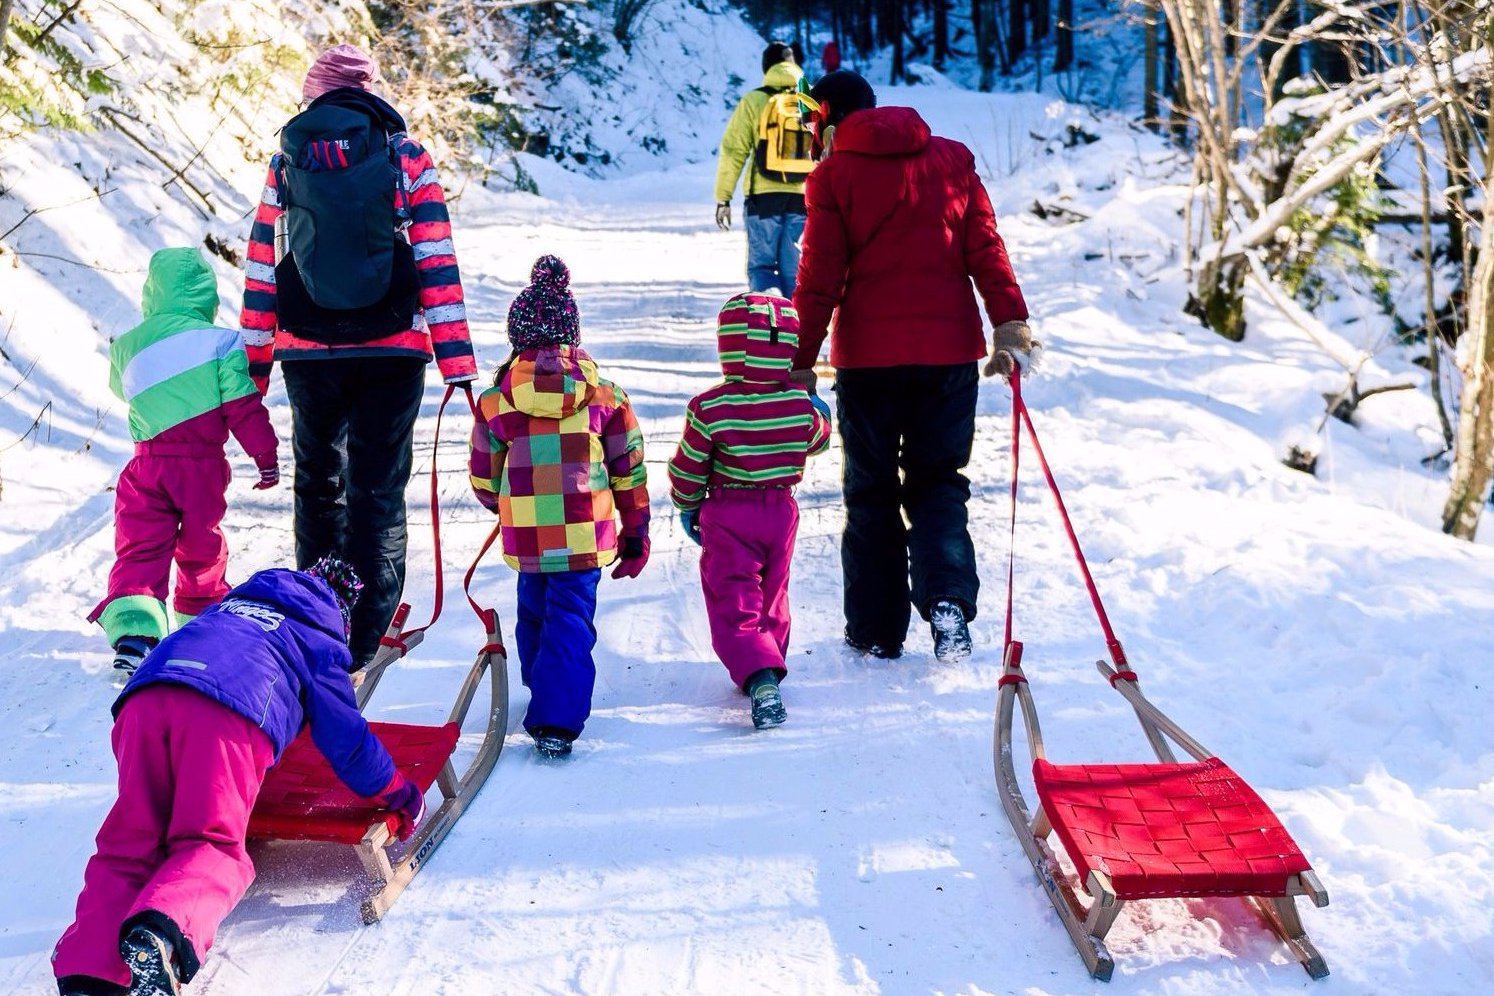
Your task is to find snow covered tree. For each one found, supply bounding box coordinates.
[1440,8,1494,539]
[1157,1,1490,342]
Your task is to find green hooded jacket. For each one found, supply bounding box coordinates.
[713,62,808,203]
[110,248,263,442]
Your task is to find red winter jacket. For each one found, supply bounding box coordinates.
[791,106,1028,370]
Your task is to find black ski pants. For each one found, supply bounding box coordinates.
[834,363,980,649]
[282,355,427,668]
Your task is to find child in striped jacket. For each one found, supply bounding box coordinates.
[469,256,650,759]
[89,247,279,674]
[667,293,832,729]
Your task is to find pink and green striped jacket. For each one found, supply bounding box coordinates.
[668,294,831,511]
[239,136,477,391]
[469,346,650,573]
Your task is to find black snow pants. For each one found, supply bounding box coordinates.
[282,355,427,668]
[834,362,980,649]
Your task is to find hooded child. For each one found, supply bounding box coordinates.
[468,256,650,758]
[667,292,832,729]
[89,247,280,675]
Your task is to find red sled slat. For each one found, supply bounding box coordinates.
[248,721,460,844]
[1033,756,1311,900]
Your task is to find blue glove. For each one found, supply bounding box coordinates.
[809,393,831,420]
[679,509,702,545]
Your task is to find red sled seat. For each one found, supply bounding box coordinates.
[1032,757,1312,900]
[239,606,508,924]
[248,721,460,844]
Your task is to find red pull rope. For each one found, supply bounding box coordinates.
[401,384,486,639]
[1002,368,1022,654]
[458,385,504,647]
[1007,372,1128,670]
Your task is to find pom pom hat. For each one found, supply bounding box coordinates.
[507,255,581,350]
[306,556,364,637]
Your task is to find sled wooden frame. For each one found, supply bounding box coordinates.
[993,373,1329,982]
[994,650,1330,981]
[361,605,508,923]
[250,605,509,923]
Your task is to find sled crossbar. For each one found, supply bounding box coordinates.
[994,373,1329,982]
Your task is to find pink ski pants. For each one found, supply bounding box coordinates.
[697,487,799,689]
[52,684,274,987]
[103,446,233,620]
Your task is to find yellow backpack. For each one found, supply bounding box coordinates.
[753,87,815,185]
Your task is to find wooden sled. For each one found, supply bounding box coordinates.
[993,374,1329,981]
[247,605,508,923]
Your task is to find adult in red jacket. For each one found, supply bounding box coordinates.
[791,70,1035,662]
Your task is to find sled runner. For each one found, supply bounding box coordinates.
[247,386,510,923]
[993,374,1329,981]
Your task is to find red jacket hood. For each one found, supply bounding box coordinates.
[831,106,931,156]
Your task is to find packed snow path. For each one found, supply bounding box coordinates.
[2,90,1491,996]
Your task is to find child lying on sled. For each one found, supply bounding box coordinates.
[52,558,425,996]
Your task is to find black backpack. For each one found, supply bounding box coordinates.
[273,88,421,344]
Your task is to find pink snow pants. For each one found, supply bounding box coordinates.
[697,487,799,689]
[104,445,233,619]
[52,684,274,988]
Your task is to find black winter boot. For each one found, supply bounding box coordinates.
[746,669,787,730]
[529,726,575,759]
[929,599,972,663]
[110,636,156,674]
[119,924,181,996]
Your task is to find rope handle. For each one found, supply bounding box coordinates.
[1004,371,1129,673]
[402,384,497,639]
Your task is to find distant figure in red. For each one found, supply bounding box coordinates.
[820,41,841,76]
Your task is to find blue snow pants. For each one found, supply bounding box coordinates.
[515,568,602,738]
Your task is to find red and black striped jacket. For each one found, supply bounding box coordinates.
[239,136,477,391]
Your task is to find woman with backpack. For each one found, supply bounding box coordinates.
[239,44,478,671]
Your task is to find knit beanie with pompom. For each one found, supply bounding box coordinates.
[305,556,364,638]
[507,255,580,350]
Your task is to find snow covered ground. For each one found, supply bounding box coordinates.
[2,77,1493,996]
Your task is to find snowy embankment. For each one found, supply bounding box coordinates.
[1,73,1492,996]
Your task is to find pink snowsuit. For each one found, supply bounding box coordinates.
[101,404,274,620]
[51,685,275,989]
[698,488,801,687]
[89,248,277,645]
[667,294,831,688]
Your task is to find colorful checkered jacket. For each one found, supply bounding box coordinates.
[239,136,477,392]
[469,346,650,573]
[668,294,831,511]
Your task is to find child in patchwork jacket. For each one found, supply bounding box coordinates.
[468,256,650,758]
[89,247,280,674]
[667,292,832,729]
[54,559,425,996]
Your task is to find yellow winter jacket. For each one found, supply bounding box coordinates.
[713,62,808,203]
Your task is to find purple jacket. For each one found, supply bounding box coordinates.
[115,569,395,797]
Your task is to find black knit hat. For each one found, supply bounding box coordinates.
[507,255,580,350]
[762,40,796,73]
[808,69,876,127]
[305,556,363,637]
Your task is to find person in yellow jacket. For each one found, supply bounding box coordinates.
[714,41,811,297]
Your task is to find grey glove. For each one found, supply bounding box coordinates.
[715,201,731,230]
[983,320,1036,379]
[789,368,818,392]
